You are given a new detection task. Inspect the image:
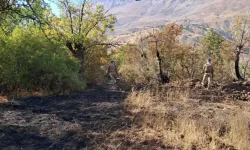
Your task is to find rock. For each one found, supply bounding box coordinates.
[180,134,184,139]
[240,95,248,101]
[242,81,250,86]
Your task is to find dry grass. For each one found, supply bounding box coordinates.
[1,88,46,99]
[124,88,250,150]
[0,96,8,103]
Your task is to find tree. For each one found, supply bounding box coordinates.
[201,29,224,61]
[0,0,51,36]
[230,14,250,81]
[0,0,48,22]
[0,26,82,93]
[147,24,183,82]
[173,45,201,80]
[50,0,116,76]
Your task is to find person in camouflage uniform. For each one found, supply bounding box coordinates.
[106,61,119,83]
[202,58,214,89]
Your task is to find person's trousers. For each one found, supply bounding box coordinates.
[202,73,213,89]
[109,72,118,83]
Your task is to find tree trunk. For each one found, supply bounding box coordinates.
[79,54,85,75]
[76,46,86,76]
[235,48,244,81]
[156,45,169,83]
[66,41,86,76]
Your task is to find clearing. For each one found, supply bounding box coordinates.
[0,81,250,150]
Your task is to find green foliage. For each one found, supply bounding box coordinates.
[0,27,83,94]
[201,29,224,60]
[0,0,49,26]
[50,1,116,81]
[0,0,116,95]
[54,1,116,44]
[200,29,235,82]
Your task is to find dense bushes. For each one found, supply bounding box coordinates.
[0,27,83,94]
[115,44,159,85]
[84,45,109,84]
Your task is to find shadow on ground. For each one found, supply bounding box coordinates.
[0,89,132,150]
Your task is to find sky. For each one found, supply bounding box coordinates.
[44,0,87,16]
[44,0,60,16]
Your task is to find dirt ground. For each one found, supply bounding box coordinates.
[0,81,250,150]
[0,87,131,150]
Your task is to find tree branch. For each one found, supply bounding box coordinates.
[66,41,76,55]
[84,9,111,37]
[78,0,87,34]
[63,0,74,34]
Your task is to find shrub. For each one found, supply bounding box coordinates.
[0,27,83,94]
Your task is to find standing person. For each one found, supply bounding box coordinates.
[202,58,214,89]
[106,61,119,83]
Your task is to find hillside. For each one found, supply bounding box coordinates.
[92,0,250,44]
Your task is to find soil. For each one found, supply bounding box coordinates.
[0,81,250,150]
[0,86,131,150]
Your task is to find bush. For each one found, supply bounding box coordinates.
[0,27,83,94]
[114,44,159,86]
[84,45,109,84]
[115,25,235,85]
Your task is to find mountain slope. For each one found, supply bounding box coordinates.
[92,0,250,43]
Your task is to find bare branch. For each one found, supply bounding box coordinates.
[85,41,122,50]
[78,0,87,34]
[84,9,111,37]
[63,0,74,34]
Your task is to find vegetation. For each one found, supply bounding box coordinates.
[0,1,250,150]
[0,27,82,94]
[230,14,250,81]
[123,88,250,150]
[0,0,116,95]
[115,24,236,85]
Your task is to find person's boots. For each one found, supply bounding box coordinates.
[201,82,207,88]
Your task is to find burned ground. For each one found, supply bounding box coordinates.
[0,81,250,150]
[0,89,131,150]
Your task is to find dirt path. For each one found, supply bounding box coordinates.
[0,88,131,150]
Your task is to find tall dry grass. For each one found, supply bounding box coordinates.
[125,88,250,150]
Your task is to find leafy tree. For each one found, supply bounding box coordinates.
[230,14,250,81]
[0,0,118,95]
[49,0,116,76]
[115,44,157,85]
[116,24,184,84]
[201,29,223,61]
[173,45,202,80]
[0,0,49,24]
[116,24,235,84]
[147,24,183,81]
[199,29,236,82]
[0,26,82,94]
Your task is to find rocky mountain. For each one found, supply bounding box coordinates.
[92,0,250,44]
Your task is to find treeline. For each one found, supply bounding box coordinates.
[0,0,250,95]
[0,0,116,95]
[114,17,250,85]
